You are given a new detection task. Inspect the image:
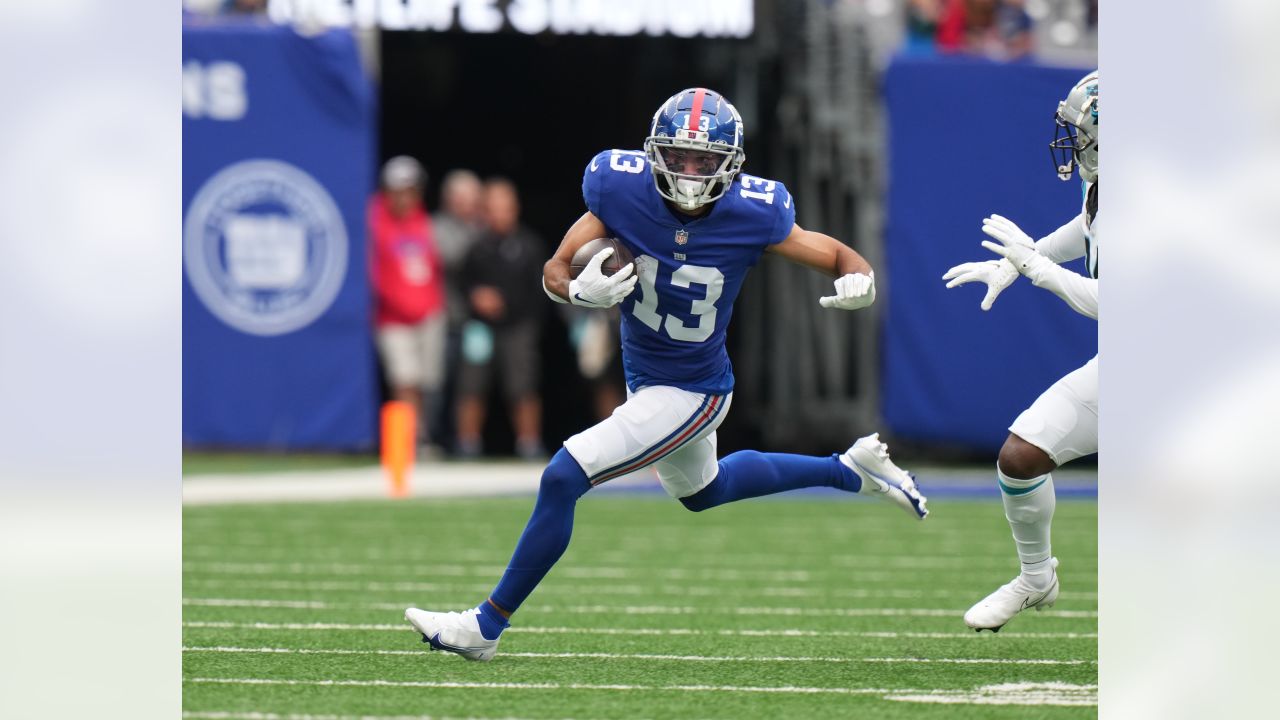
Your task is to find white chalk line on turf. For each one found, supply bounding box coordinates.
[185,560,1093,582]
[181,578,1097,601]
[182,621,1097,639]
[884,681,1098,707]
[182,646,1094,665]
[183,546,1092,572]
[182,597,1097,619]
[185,677,900,695]
[183,677,1097,708]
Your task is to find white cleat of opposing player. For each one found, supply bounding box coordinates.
[963,557,1060,632]
[840,433,929,520]
[404,607,500,661]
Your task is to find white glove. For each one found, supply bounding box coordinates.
[818,271,876,310]
[980,214,1051,277]
[942,258,1018,311]
[568,247,637,308]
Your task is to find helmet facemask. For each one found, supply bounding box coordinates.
[644,135,744,211]
[1051,111,1098,182]
[1050,73,1099,183]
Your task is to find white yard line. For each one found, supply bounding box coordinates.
[885,682,1098,707]
[182,577,1098,601]
[185,677,901,695]
[183,620,1097,639]
[182,545,1088,572]
[182,597,1097,619]
[184,676,1098,705]
[181,561,1007,585]
[182,556,1090,574]
[183,645,1093,665]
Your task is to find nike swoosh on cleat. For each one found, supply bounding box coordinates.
[849,457,926,516]
[1020,582,1056,610]
[427,633,490,654]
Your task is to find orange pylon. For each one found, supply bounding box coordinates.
[380,401,415,498]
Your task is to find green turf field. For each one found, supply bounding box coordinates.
[183,494,1097,718]
[183,451,377,476]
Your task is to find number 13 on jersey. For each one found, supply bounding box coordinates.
[630,255,724,343]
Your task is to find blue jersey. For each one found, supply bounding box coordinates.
[582,149,796,395]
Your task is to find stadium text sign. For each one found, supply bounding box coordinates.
[267,0,754,37]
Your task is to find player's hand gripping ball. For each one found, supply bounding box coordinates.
[570,238,634,279]
[568,238,637,308]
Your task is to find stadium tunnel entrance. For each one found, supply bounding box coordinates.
[379,29,783,455]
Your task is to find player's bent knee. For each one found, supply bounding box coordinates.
[539,448,591,501]
[997,434,1056,480]
[678,472,727,513]
[678,478,717,512]
[679,492,713,513]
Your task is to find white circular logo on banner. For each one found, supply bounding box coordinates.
[184,159,349,336]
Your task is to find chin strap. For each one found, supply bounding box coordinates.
[674,178,707,209]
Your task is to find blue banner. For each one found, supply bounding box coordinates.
[881,56,1097,452]
[183,21,377,450]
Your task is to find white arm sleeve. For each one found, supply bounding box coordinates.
[1034,213,1088,264]
[1027,262,1098,320]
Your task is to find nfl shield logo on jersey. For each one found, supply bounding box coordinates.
[674,229,689,246]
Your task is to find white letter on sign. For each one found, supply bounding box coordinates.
[459,0,502,32]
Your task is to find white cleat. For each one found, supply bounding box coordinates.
[405,607,500,661]
[964,558,1060,632]
[840,433,929,520]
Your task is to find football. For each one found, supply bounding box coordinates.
[570,237,634,279]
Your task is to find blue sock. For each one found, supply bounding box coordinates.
[474,600,510,641]
[680,450,859,512]
[486,448,591,625]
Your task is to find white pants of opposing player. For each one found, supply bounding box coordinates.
[1009,355,1098,464]
[563,385,732,498]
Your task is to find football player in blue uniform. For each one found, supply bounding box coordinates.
[406,88,928,661]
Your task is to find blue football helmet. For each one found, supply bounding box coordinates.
[643,88,745,211]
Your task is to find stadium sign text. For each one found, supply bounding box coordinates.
[267,0,753,38]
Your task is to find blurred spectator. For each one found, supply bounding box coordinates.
[369,156,447,451]
[223,0,268,14]
[936,0,969,52]
[432,170,485,332]
[965,0,1000,49]
[905,0,942,53]
[993,0,1033,58]
[431,170,485,450]
[456,179,546,460]
[933,0,1033,59]
[183,0,268,18]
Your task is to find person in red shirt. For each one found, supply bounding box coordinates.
[370,156,446,450]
